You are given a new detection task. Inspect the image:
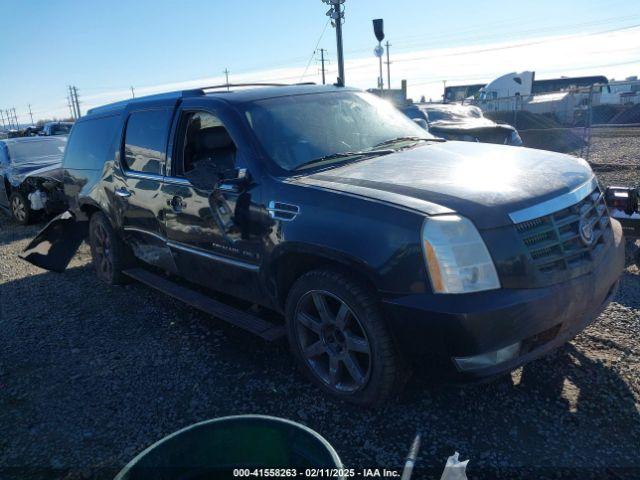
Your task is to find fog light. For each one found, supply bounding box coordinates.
[453,342,522,372]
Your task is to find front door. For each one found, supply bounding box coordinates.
[162,107,271,304]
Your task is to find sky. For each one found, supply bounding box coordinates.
[1,0,639,123]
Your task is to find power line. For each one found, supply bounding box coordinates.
[300,19,330,82]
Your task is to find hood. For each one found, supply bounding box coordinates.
[4,155,63,187]
[294,141,594,229]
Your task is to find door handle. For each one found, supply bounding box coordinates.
[168,196,184,212]
[115,187,132,198]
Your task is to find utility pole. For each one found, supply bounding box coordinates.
[224,68,230,91]
[318,48,327,85]
[68,86,77,119]
[130,86,135,98]
[324,0,345,86]
[72,86,81,118]
[385,41,391,90]
[28,104,34,125]
[67,94,75,120]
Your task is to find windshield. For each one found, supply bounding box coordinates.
[7,138,66,163]
[243,91,435,171]
[51,123,72,135]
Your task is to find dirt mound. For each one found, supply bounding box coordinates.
[484,111,586,152]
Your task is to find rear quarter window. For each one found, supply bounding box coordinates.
[63,115,120,170]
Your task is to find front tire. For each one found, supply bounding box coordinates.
[88,212,131,285]
[9,192,30,225]
[285,268,403,406]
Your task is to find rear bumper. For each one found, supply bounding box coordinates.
[383,219,625,379]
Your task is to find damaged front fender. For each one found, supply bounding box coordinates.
[19,210,88,272]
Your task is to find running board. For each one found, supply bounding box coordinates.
[123,268,286,341]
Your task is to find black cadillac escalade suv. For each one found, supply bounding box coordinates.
[22,84,624,406]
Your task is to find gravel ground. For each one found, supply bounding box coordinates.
[581,128,640,187]
[1,134,640,480]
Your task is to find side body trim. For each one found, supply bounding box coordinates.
[167,240,259,271]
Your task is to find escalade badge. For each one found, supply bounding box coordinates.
[579,217,595,246]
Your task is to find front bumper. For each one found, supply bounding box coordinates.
[383,219,625,379]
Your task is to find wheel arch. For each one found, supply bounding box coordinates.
[267,243,381,309]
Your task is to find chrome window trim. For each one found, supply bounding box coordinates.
[167,240,259,271]
[163,176,192,187]
[509,176,598,224]
[125,171,164,182]
[122,227,167,242]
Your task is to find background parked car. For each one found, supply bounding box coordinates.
[40,121,73,136]
[0,136,67,224]
[23,125,43,137]
[402,103,523,146]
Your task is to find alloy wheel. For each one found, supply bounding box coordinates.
[92,222,113,279]
[295,290,372,393]
[11,196,26,223]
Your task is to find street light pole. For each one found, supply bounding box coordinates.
[378,42,384,90]
[324,0,345,86]
[334,7,345,86]
[385,41,391,90]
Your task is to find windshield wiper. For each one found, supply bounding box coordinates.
[293,149,394,171]
[373,136,443,148]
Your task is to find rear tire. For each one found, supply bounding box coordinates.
[285,268,404,407]
[9,192,30,225]
[88,212,132,285]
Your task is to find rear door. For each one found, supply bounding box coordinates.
[112,107,177,272]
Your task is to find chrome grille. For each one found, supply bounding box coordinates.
[515,188,611,274]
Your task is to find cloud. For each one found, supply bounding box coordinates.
[47,26,640,118]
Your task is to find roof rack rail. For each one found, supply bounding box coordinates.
[86,89,205,115]
[201,82,316,91]
[86,82,319,116]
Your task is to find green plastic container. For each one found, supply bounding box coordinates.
[114,415,343,480]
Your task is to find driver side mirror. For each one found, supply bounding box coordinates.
[412,118,428,130]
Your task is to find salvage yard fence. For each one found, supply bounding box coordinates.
[465,87,640,164]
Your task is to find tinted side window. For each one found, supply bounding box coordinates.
[0,146,8,167]
[123,110,171,174]
[63,115,120,170]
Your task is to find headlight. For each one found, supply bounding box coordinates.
[421,215,500,294]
